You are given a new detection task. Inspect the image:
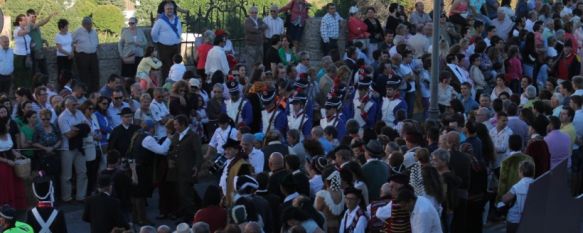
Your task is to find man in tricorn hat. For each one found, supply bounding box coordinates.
[108,107,141,157]
[320,93,347,139]
[350,74,378,129]
[225,76,253,127]
[25,171,67,233]
[260,86,287,136]
[381,75,408,127]
[287,92,312,140]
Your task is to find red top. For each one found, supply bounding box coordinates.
[196,43,213,70]
[348,16,369,42]
[558,53,576,80]
[193,206,228,233]
[505,56,523,82]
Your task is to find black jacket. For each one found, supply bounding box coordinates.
[26,207,68,233]
[82,192,129,233]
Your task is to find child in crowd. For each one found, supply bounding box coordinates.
[168,54,186,83]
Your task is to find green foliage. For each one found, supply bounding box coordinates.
[92,4,125,35]
[135,0,159,26]
[95,0,125,9]
[4,0,124,44]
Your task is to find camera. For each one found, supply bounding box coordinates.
[209,154,227,175]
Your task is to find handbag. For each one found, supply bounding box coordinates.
[14,157,31,179]
[122,56,135,64]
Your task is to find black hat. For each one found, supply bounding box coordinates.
[365,139,383,155]
[223,138,241,150]
[290,92,307,105]
[260,88,276,103]
[332,82,347,99]
[357,76,372,90]
[324,94,342,109]
[0,204,15,220]
[386,75,402,89]
[118,107,133,116]
[218,113,231,124]
[236,175,259,193]
[226,76,240,94]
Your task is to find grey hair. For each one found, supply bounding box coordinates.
[157,225,171,233]
[192,222,210,233]
[552,92,565,104]
[213,83,224,91]
[249,6,258,13]
[138,226,156,233]
[241,133,255,143]
[203,30,216,43]
[64,96,78,105]
[311,126,324,137]
[525,85,537,99]
[431,148,450,163]
[298,51,310,60]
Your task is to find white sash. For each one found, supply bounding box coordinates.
[32,208,58,233]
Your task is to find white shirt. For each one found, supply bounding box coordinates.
[55,32,73,56]
[248,148,265,174]
[0,48,14,75]
[151,16,182,45]
[507,177,534,223]
[339,206,367,233]
[150,100,170,139]
[309,175,323,198]
[220,158,234,195]
[178,127,190,141]
[411,196,443,233]
[264,15,284,39]
[489,126,514,168]
[209,126,238,154]
[205,46,230,76]
[142,135,171,155]
[58,109,90,150]
[13,27,31,55]
[398,63,415,92]
[108,102,130,128]
[376,197,443,233]
[168,63,186,82]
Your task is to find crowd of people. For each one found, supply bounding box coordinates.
[0,0,583,232]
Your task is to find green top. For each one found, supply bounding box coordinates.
[3,221,34,233]
[28,25,43,54]
[19,124,34,158]
[278,48,298,66]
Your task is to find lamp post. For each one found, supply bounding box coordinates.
[428,0,441,122]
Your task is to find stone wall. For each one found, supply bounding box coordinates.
[298,17,347,65]
[45,43,121,87]
[43,18,344,85]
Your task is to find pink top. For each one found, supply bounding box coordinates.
[505,56,523,81]
[348,16,369,41]
[196,43,213,70]
[449,1,468,16]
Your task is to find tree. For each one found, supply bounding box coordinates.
[92,4,125,35]
[96,0,125,9]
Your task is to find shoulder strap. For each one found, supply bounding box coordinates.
[32,208,58,233]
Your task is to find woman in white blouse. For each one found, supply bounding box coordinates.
[13,14,32,88]
[55,19,73,87]
[438,72,458,112]
[490,75,513,100]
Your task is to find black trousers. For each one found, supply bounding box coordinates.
[467,198,485,233]
[0,75,11,95]
[452,198,468,233]
[156,43,180,83]
[75,52,100,92]
[57,56,73,89]
[321,38,338,56]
